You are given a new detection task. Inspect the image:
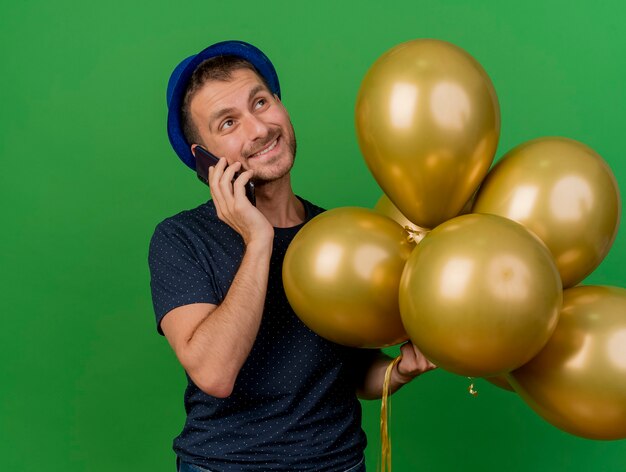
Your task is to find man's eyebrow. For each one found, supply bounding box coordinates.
[208,84,270,131]
[209,107,237,130]
[248,84,268,101]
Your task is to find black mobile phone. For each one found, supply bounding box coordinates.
[194,145,256,206]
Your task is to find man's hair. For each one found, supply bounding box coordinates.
[180,55,272,146]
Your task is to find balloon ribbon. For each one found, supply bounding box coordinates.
[380,355,403,472]
[467,377,478,397]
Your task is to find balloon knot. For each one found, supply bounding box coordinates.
[404,226,428,244]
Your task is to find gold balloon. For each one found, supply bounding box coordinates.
[484,375,515,392]
[373,194,475,243]
[509,286,626,440]
[283,207,413,348]
[373,194,428,242]
[473,137,621,288]
[356,39,500,229]
[399,213,562,377]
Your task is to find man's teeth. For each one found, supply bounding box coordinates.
[252,139,277,157]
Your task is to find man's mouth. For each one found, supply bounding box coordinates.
[249,137,279,159]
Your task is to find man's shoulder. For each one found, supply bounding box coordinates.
[152,200,216,233]
[148,200,224,253]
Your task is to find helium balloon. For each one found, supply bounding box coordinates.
[283,207,413,348]
[399,213,562,377]
[473,137,621,288]
[374,194,428,243]
[509,285,626,440]
[374,194,474,243]
[484,375,515,392]
[356,39,500,229]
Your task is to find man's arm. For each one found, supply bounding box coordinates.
[356,342,436,400]
[161,159,274,398]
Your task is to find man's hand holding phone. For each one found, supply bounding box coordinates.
[195,145,256,206]
[208,157,274,247]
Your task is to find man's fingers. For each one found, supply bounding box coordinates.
[209,166,224,219]
[411,344,437,370]
[222,161,242,186]
[398,342,437,375]
[233,170,254,202]
[209,157,227,185]
[210,159,241,222]
[209,158,227,197]
[400,341,417,361]
[218,161,241,204]
[209,160,258,231]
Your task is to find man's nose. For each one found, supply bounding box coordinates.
[243,113,270,141]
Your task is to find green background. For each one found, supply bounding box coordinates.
[2,0,625,470]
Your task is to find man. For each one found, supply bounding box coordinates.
[149,40,435,472]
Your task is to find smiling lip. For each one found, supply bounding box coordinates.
[249,137,279,159]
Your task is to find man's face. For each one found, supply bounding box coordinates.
[189,68,297,184]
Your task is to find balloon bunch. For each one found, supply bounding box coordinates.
[283,39,625,441]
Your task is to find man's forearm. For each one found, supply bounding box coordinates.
[184,240,272,397]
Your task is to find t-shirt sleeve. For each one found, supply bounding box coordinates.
[343,347,383,387]
[148,220,220,335]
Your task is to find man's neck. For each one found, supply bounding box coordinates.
[254,174,305,228]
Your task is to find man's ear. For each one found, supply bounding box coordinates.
[274,93,281,102]
[190,143,198,158]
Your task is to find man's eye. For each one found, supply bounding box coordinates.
[221,119,234,130]
[255,98,267,109]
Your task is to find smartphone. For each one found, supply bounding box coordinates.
[194,145,256,206]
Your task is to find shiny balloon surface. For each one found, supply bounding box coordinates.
[484,375,515,392]
[356,39,500,229]
[399,213,562,377]
[374,193,474,240]
[474,137,621,288]
[283,207,413,348]
[509,285,626,440]
[374,194,428,241]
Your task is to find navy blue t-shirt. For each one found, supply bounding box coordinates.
[148,196,376,471]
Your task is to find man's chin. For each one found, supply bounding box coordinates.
[252,158,294,185]
[253,169,291,186]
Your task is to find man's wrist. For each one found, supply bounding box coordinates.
[245,236,274,253]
